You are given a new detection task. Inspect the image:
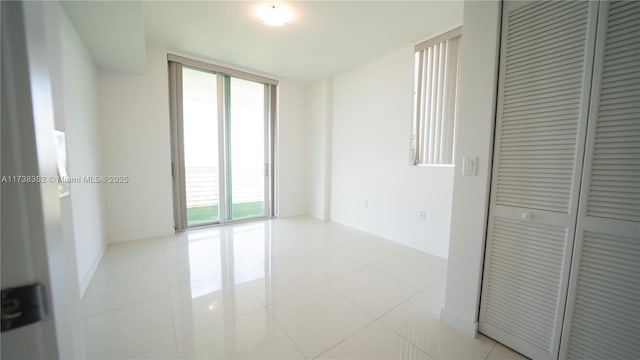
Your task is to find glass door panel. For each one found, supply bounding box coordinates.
[227,77,266,220]
[182,67,220,226]
[170,60,274,230]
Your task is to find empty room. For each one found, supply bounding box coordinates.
[1,0,638,359]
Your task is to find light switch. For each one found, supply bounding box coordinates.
[462,156,478,176]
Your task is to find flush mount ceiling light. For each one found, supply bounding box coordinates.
[256,4,292,26]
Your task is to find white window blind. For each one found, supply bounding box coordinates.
[411,27,462,165]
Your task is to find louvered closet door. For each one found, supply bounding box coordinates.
[559,2,640,359]
[479,1,598,359]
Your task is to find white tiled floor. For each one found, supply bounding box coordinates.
[82,217,527,359]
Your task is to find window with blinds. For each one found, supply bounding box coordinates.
[410,27,462,165]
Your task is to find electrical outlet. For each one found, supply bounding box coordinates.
[419,211,426,222]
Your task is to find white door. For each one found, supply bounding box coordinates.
[1,1,84,358]
[559,1,640,358]
[478,1,599,359]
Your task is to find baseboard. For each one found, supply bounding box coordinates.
[108,229,175,244]
[307,213,329,221]
[79,243,106,298]
[440,307,478,337]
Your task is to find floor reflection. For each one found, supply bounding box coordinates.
[232,223,268,285]
[187,229,222,298]
[186,222,270,299]
[81,218,510,360]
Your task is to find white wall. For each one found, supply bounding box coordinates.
[58,5,106,295]
[440,0,502,336]
[327,45,455,258]
[277,79,308,217]
[98,47,175,243]
[306,79,332,220]
[98,48,308,242]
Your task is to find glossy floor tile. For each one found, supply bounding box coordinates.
[317,322,431,359]
[82,217,527,360]
[170,282,264,339]
[84,297,174,359]
[381,291,495,359]
[131,342,179,360]
[486,343,529,360]
[331,267,418,318]
[372,250,448,290]
[175,309,303,359]
[267,285,374,358]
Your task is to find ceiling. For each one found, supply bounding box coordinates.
[61,1,146,73]
[63,1,464,82]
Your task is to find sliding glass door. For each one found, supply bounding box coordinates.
[182,67,220,225]
[227,77,267,220]
[169,56,276,230]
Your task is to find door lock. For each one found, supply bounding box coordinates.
[1,283,46,332]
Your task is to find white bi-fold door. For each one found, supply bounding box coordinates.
[559,1,639,359]
[479,1,639,359]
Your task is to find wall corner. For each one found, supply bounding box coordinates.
[440,307,479,337]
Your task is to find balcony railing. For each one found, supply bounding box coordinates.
[185,166,264,208]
